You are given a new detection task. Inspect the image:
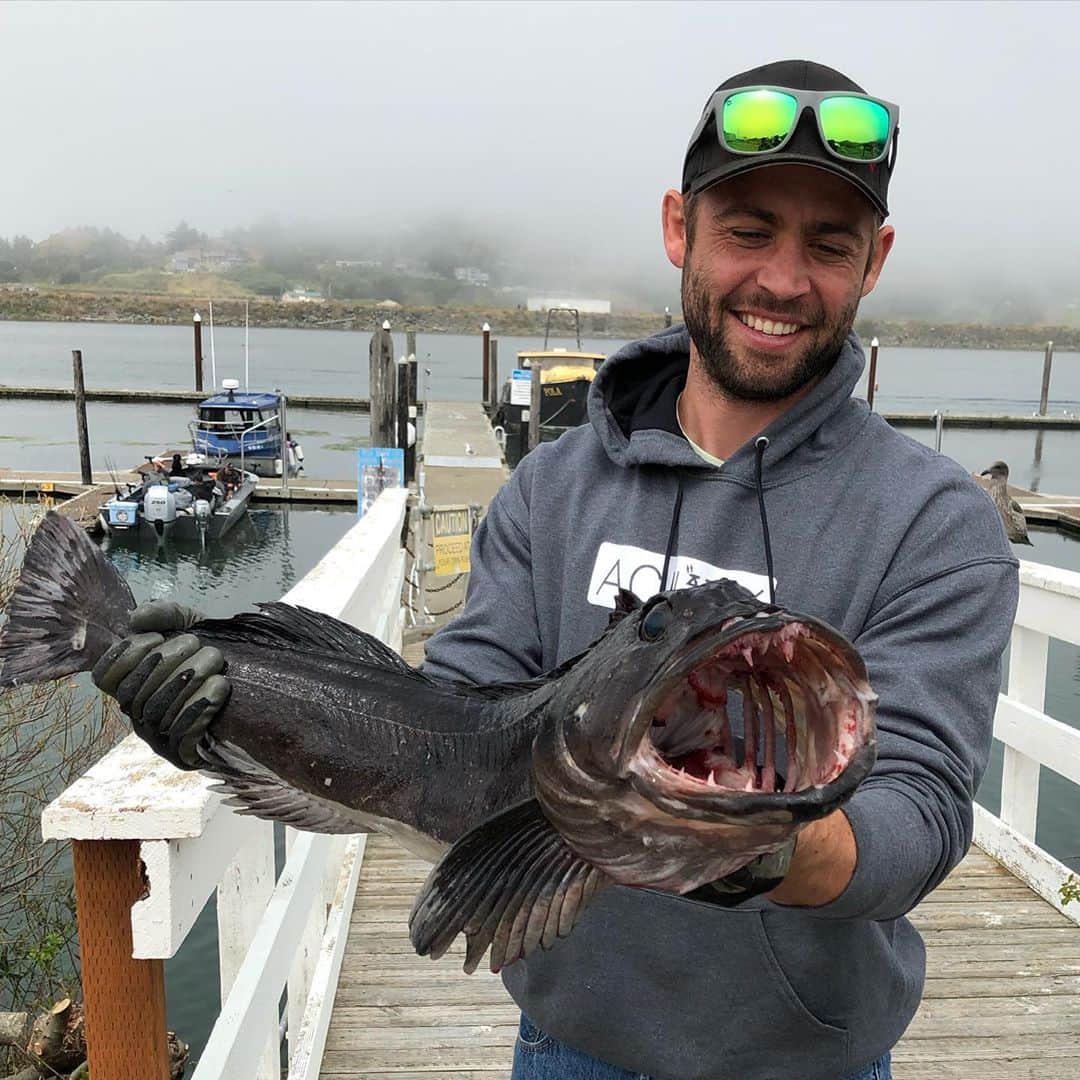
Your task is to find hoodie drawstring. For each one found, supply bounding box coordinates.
[661,473,684,591]
[661,441,774,603]
[754,436,776,605]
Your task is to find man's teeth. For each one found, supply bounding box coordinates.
[737,313,800,336]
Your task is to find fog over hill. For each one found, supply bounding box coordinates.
[2,1,1078,324]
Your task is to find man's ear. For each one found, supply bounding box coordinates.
[662,189,688,269]
[861,224,895,298]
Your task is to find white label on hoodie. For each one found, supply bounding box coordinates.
[587,541,772,608]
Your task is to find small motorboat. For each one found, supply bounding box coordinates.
[190,379,304,479]
[99,452,257,542]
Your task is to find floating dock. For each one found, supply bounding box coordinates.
[0,384,373,412]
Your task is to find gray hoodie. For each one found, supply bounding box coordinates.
[423,326,1019,1080]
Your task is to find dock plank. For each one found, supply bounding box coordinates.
[322,831,1080,1080]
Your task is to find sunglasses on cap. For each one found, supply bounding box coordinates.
[689,86,900,165]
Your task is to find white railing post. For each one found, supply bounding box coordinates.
[217,819,278,1080]
[287,825,324,1071]
[1001,624,1049,838]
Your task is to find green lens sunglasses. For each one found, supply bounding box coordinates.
[689,86,900,165]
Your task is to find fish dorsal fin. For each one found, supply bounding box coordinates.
[196,602,429,680]
[409,799,611,974]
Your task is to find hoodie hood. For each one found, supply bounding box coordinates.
[587,325,871,486]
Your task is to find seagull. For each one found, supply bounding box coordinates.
[980,461,1033,545]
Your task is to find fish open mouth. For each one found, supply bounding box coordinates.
[631,615,876,818]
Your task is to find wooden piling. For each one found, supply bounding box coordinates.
[1039,341,1054,416]
[488,340,499,410]
[396,360,414,483]
[867,337,880,410]
[71,349,92,485]
[405,329,417,361]
[407,357,418,405]
[481,323,491,405]
[528,361,542,452]
[193,312,204,393]
[369,322,396,446]
[72,839,170,1080]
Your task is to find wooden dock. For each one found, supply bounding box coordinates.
[319,835,1080,1079]
[0,384,373,411]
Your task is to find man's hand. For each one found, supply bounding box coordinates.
[765,809,856,907]
[91,601,231,770]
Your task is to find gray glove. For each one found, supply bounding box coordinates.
[92,600,230,770]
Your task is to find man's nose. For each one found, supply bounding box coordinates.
[754,240,811,302]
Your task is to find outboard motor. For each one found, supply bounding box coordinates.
[143,484,176,537]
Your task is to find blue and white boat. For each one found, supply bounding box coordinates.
[190,379,304,479]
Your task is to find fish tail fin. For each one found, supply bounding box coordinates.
[0,511,135,687]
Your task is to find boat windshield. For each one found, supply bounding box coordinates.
[198,407,276,435]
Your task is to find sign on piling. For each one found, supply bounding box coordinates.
[369,322,396,447]
[432,504,472,576]
[72,349,92,485]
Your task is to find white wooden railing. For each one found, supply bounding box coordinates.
[41,487,409,1080]
[975,559,1080,923]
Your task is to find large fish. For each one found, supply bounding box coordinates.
[1,512,877,973]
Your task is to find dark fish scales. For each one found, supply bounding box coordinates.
[0,512,878,973]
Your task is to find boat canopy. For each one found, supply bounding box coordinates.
[198,390,280,410]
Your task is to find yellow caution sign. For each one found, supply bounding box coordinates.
[432,504,472,577]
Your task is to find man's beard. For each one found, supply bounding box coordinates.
[681,263,857,403]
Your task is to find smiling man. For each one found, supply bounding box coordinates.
[424,60,1019,1079]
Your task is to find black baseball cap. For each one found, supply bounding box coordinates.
[681,59,897,217]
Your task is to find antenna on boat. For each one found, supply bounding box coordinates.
[208,299,217,389]
[244,301,250,389]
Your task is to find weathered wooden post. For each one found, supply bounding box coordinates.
[664,305,672,328]
[72,349,92,485]
[867,336,880,410]
[406,329,417,361]
[481,322,491,404]
[528,358,542,452]
[72,840,171,1079]
[369,320,396,446]
[488,339,499,410]
[193,311,204,392]
[1039,341,1054,416]
[396,359,414,483]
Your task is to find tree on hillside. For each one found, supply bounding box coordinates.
[166,220,205,253]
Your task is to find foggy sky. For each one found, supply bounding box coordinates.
[2,0,1079,318]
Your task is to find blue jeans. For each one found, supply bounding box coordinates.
[511,1013,892,1079]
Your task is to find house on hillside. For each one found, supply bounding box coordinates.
[454,266,490,287]
[526,296,611,315]
[282,288,325,304]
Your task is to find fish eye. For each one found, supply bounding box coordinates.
[639,600,673,642]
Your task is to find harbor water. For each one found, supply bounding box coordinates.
[1,319,1079,1068]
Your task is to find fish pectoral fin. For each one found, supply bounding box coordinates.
[408,799,611,975]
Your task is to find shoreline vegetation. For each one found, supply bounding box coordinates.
[2,287,1079,352]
